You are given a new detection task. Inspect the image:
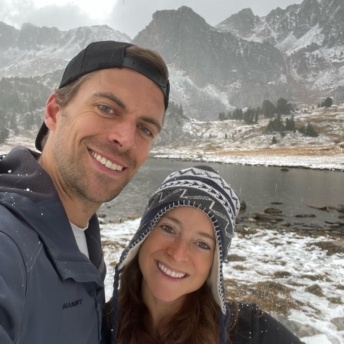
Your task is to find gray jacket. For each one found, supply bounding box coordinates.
[0,147,106,344]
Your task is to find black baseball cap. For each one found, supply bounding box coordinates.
[35,40,170,151]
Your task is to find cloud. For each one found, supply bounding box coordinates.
[0,0,95,30]
[0,0,304,36]
[25,4,95,30]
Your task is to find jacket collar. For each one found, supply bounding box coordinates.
[0,146,104,287]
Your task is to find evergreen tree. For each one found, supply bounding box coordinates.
[321,97,333,108]
[261,99,275,118]
[9,113,19,135]
[276,98,292,115]
[299,123,318,137]
[285,116,296,132]
[243,108,255,124]
[305,123,318,137]
[219,112,226,121]
[0,128,9,144]
[232,108,243,120]
[267,114,285,133]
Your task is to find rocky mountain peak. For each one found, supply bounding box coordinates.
[216,8,261,37]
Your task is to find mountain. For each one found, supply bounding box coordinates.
[133,6,291,119]
[0,0,343,124]
[0,22,131,79]
[216,0,344,105]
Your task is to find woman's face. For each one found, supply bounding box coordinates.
[138,206,215,310]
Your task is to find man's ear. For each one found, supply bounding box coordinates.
[44,93,60,131]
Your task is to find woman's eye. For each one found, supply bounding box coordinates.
[161,225,174,234]
[197,242,211,250]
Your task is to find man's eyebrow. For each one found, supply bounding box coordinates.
[141,116,162,133]
[92,92,162,133]
[92,92,126,109]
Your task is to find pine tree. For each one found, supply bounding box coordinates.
[261,99,275,118]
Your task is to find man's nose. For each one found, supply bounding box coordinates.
[108,118,136,150]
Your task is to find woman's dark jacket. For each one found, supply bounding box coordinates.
[229,303,305,344]
[0,147,106,344]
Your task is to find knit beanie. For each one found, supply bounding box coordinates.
[110,165,240,342]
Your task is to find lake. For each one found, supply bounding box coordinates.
[99,158,344,229]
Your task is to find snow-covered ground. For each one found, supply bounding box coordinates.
[101,219,344,344]
[152,107,344,172]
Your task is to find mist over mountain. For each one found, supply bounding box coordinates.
[0,0,343,123]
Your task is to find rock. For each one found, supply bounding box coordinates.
[264,207,282,214]
[273,314,319,338]
[240,200,247,210]
[310,241,344,255]
[252,212,284,222]
[295,213,316,218]
[331,317,344,331]
[273,270,292,278]
[305,284,324,297]
[227,254,246,262]
[335,204,344,213]
[308,204,330,211]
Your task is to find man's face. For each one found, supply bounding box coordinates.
[45,68,165,209]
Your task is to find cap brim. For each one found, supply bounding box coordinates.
[35,122,48,152]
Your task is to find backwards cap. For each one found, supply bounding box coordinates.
[35,40,170,151]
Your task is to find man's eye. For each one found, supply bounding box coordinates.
[98,105,114,114]
[138,124,153,137]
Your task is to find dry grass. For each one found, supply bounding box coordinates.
[215,146,340,157]
[224,279,301,316]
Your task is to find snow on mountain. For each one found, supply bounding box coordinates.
[216,0,344,105]
[0,24,131,79]
[276,24,325,54]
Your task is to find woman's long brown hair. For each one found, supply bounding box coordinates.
[105,254,238,344]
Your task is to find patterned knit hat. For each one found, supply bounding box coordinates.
[112,165,240,324]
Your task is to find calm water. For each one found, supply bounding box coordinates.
[100,158,344,228]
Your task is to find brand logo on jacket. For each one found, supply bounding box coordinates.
[62,298,83,309]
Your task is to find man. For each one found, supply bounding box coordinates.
[0,40,169,344]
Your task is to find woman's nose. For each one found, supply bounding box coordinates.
[167,239,189,262]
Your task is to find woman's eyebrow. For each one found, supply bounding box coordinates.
[163,215,215,242]
[198,232,215,242]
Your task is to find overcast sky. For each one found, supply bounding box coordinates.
[0,0,304,38]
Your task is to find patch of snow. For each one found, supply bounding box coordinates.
[101,219,344,344]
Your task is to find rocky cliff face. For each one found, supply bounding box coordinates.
[216,0,344,106]
[134,6,291,119]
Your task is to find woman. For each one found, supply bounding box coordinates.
[103,165,304,344]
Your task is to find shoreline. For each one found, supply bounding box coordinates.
[150,149,344,172]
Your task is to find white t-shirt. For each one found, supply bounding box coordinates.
[70,222,89,258]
